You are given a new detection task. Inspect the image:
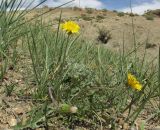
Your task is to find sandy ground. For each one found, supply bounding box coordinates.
[26,7,160,62]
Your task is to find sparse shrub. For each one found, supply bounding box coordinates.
[145,43,157,49]
[97,27,111,44]
[113,10,118,13]
[129,13,135,17]
[128,13,139,17]
[86,8,94,14]
[134,13,139,16]
[102,9,108,12]
[81,14,94,21]
[96,15,105,21]
[145,14,154,20]
[151,9,160,17]
[145,9,160,17]
[73,6,82,11]
[117,12,125,17]
[42,5,49,11]
[48,7,53,11]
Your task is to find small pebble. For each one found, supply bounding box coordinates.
[8,117,17,127]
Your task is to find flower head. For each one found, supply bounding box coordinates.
[61,21,80,34]
[127,73,142,91]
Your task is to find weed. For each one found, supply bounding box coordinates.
[117,12,125,17]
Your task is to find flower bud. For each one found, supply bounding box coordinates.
[60,104,78,114]
[70,106,78,113]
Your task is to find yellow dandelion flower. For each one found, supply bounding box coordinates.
[127,73,142,91]
[61,21,80,34]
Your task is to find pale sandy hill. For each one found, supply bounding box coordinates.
[27,7,160,62]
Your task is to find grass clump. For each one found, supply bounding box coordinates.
[97,27,111,44]
[0,0,35,80]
